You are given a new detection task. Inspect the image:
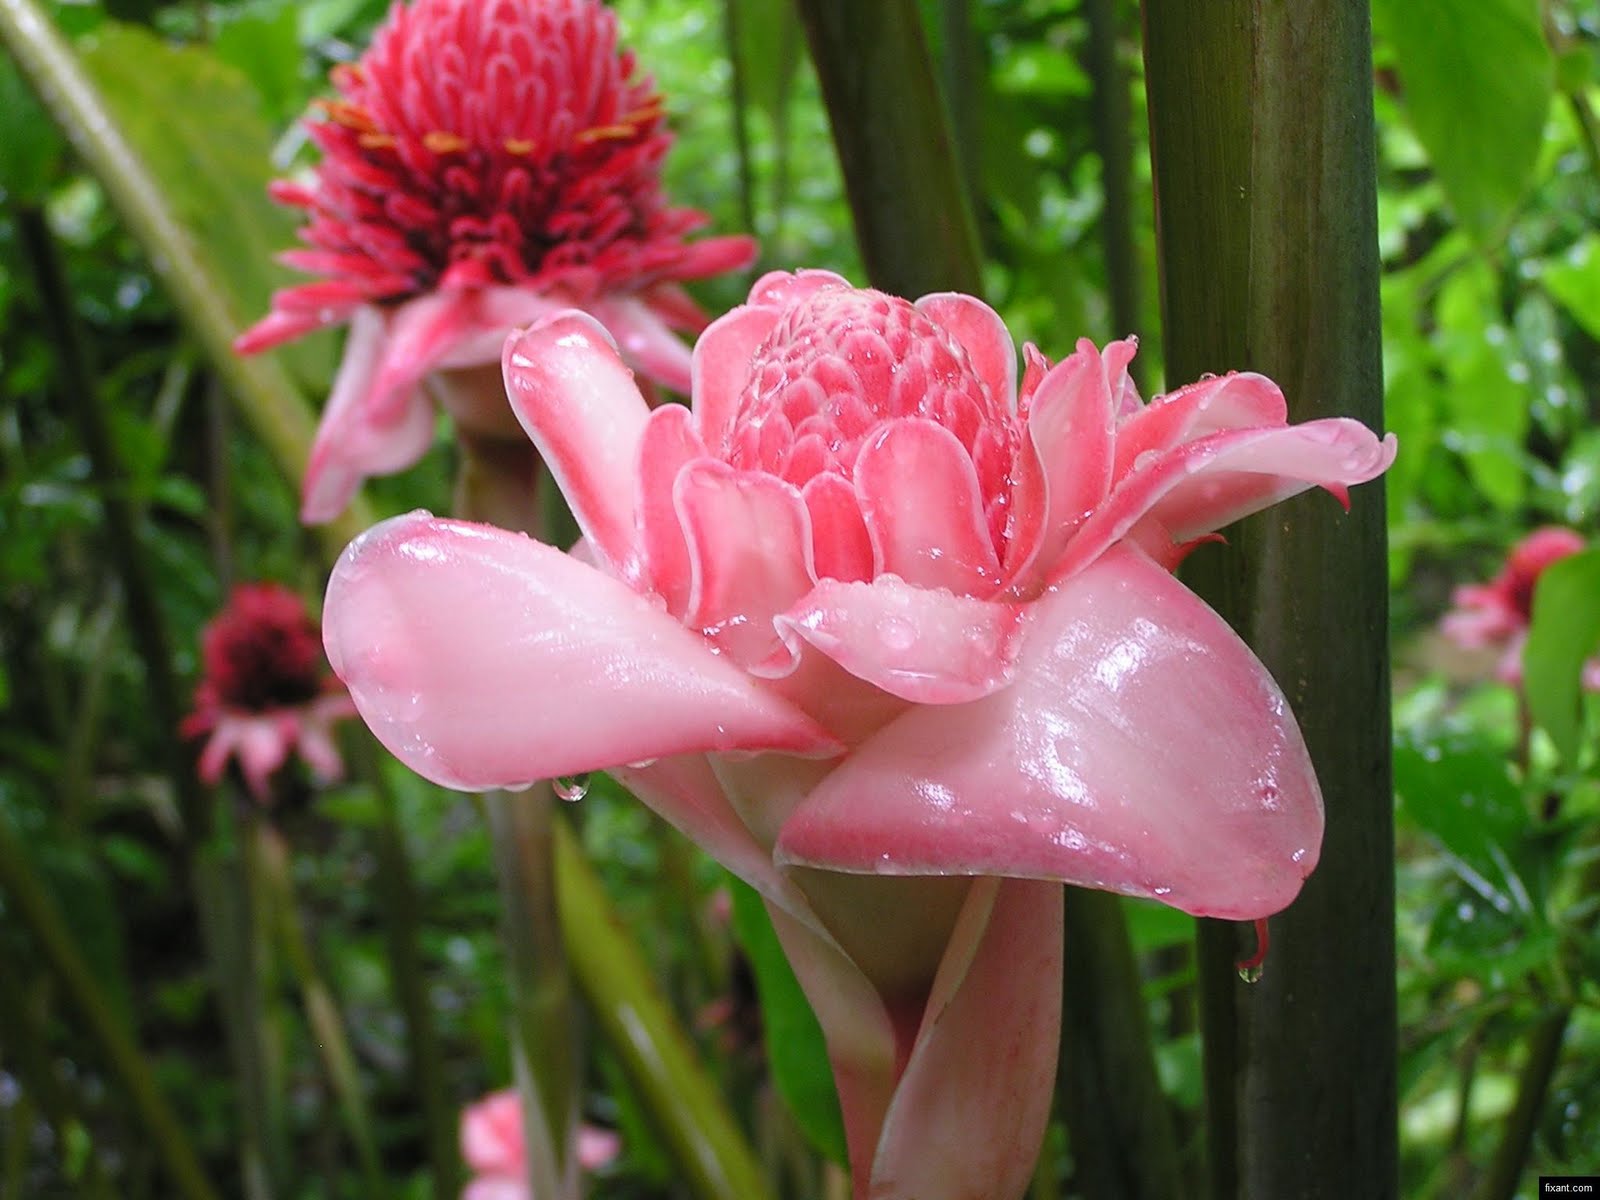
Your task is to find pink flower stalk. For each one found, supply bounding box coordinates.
[460,1089,620,1200]
[1442,526,1598,689]
[184,583,356,801]
[237,0,756,524]
[324,271,1396,1198]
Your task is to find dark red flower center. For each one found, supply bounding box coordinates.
[201,586,327,712]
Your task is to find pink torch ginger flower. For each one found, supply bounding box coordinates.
[183,583,356,801]
[324,271,1396,1198]
[1442,526,1598,689]
[460,1089,619,1200]
[237,0,755,523]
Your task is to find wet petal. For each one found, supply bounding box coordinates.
[589,293,694,394]
[778,545,1323,920]
[1111,371,1287,480]
[803,473,875,584]
[502,312,650,579]
[634,402,705,616]
[676,461,815,671]
[775,576,1023,704]
[690,304,779,453]
[1053,420,1398,582]
[914,294,1017,413]
[854,419,1001,594]
[323,512,839,790]
[302,306,436,524]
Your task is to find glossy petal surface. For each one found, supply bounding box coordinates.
[323,512,837,789]
[778,545,1323,919]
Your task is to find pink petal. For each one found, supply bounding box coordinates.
[589,294,694,394]
[634,403,706,617]
[196,724,240,787]
[690,304,779,454]
[746,268,851,308]
[502,313,651,580]
[576,1125,622,1171]
[913,294,1017,412]
[1111,371,1287,481]
[234,282,365,354]
[460,1090,523,1173]
[461,1180,528,1200]
[238,717,293,801]
[854,419,1001,594]
[803,473,875,584]
[870,878,1061,1200]
[1103,336,1143,418]
[1053,421,1398,583]
[323,513,839,791]
[301,306,437,524]
[777,545,1323,920]
[1004,340,1116,587]
[775,576,1023,704]
[676,461,816,671]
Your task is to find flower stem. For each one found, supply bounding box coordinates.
[1056,888,1182,1199]
[1472,1006,1571,1200]
[553,820,774,1200]
[360,738,460,1197]
[251,819,387,1198]
[0,815,223,1200]
[1144,3,1396,1195]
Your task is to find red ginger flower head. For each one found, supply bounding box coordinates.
[237,0,755,525]
[184,584,355,800]
[1442,526,1595,687]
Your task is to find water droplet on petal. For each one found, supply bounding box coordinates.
[877,614,916,651]
[554,774,591,802]
[1237,962,1264,984]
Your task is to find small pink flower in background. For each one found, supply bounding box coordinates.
[460,1089,620,1200]
[237,0,756,524]
[325,271,1395,1198]
[183,583,355,801]
[1442,526,1598,688]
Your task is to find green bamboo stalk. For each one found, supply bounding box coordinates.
[554,820,773,1200]
[1473,1007,1569,1200]
[0,0,370,562]
[360,739,459,1198]
[1142,5,1396,1197]
[1083,0,1144,386]
[791,0,983,296]
[252,820,386,1197]
[0,819,223,1200]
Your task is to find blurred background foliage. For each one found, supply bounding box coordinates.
[1,0,1600,1197]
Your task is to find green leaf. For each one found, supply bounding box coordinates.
[728,0,802,124]
[1393,732,1539,919]
[1524,547,1600,763]
[1374,0,1552,244]
[1541,234,1600,343]
[0,57,64,203]
[76,21,333,393]
[728,877,846,1166]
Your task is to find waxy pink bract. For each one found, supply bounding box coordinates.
[460,1089,619,1200]
[324,270,1396,1199]
[237,0,754,524]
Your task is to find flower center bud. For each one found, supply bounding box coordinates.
[205,587,328,712]
[725,287,1018,499]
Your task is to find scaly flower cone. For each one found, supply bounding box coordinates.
[237,0,755,523]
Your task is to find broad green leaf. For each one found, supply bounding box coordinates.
[214,5,305,128]
[1541,233,1600,343]
[1393,732,1539,919]
[0,57,64,203]
[1524,546,1600,762]
[77,21,333,393]
[1435,259,1528,510]
[1374,0,1552,245]
[728,877,846,1166]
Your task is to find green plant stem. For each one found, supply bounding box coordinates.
[194,827,284,1200]
[1083,0,1144,385]
[1143,4,1396,1197]
[454,430,579,1200]
[1473,1006,1570,1200]
[939,0,984,234]
[252,820,386,1198]
[361,739,459,1198]
[1056,889,1182,1199]
[554,820,773,1200]
[0,977,114,1197]
[723,0,758,240]
[12,203,211,846]
[0,817,222,1200]
[0,0,370,561]
[792,0,983,296]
